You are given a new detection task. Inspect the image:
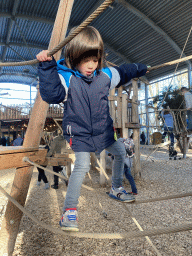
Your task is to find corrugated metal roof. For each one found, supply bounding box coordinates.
[0,0,192,87]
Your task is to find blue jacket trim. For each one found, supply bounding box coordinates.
[102,67,112,80]
[113,63,147,87]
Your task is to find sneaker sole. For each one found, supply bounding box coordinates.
[108,193,135,203]
[60,226,79,232]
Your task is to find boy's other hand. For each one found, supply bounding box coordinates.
[36,50,52,62]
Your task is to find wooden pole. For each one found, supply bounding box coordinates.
[183,135,188,159]
[182,110,188,158]
[132,79,141,178]
[122,93,128,138]
[100,150,106,185]
[109,88,116,123]
[0,1,74,254]
[117,87,122,129]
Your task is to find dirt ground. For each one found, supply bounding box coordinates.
[0,146,192,256]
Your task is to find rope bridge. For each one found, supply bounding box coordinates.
[0,165,192,239]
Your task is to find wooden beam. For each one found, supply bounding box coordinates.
[45,156,72,166]
[100,150,106,185]
[117,87,123,128]
[125,123,141,129]
[108,95,118,101]
[0,147,47,170]
[132,79,141,178]
[0,1,75,254]
[109,89,116,124]
[122,94,128,138]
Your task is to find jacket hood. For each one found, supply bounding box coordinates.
[57,58,98,84]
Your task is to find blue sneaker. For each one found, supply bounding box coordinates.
[109,186,135,203]
[59,208,79,232]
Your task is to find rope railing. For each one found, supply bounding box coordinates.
[22,156,110,188]
[0,181,192,239]
[148,51,192,72]
[1,156,192,239]
[22,157,69,181]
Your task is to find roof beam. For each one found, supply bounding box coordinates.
[0,12,54,25]
[117,0,191,65]
[0,6,150,84]
[0,42,46,50]
[0,0,20,66]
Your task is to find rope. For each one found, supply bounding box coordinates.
[147,25,192,122]
[23,157,69,181]
[0,0,115,67]
[0,184,192,239]
[148,25,192,72]
[0,0,191,75]
[23,157,105,191]
[148,54,192,72]
[25,155,192,206]
[134,191,192,204]
[121,204,162,256]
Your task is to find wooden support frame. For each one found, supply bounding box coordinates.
[0,147,47,170]
[132,79,141,178]
[0,0,75,254]
[122,94,128,138]
[100,150,106,185]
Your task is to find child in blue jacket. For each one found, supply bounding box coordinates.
[36,26,147,231]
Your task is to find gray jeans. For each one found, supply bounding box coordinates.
[63,140,126,211]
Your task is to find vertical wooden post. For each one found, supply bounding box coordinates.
[122,93,128,138]
[182,111,188,158]
[0,1,74,255]
[66,162,72,176]
[132,79,141,178]
[145,83,149,145]
[90,152,96,171]
[183,135,188,159]
[117,87,123,128]
[109,88,116,123]
[100,150,106,185]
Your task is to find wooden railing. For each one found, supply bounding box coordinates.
[1,91,137,129]
[108,87,138,130]
[0,105,30,120]
[0,104,64,121]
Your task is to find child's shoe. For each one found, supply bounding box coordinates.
[36,181,41,186]
[59,208,79,232]
[43,182,50,189]
[109,186,135,203]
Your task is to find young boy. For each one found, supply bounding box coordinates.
[36,26,148,231]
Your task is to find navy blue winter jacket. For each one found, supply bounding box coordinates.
[38,59,147,153]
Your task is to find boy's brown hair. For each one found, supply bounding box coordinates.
[64,26,104,70]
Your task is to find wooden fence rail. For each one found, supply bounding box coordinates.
[0,104,64,121]
[1,97,135,126]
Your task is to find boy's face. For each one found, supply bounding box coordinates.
[76,56,98,77]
